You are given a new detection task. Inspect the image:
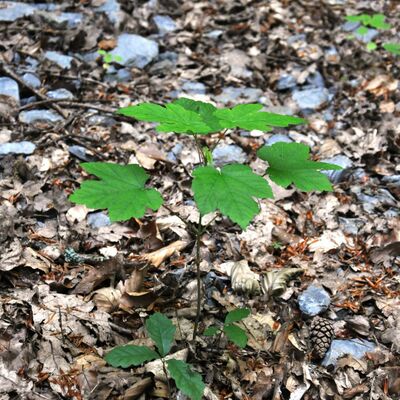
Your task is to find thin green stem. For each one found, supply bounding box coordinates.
[193,134,205,165]
[161,358,172,399]
[192,213,203,341]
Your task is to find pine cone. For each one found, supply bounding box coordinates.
[309,316,334,359]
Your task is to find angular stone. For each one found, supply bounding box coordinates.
[44,51,74,69]
[87,212,111,228]
[0,141,36,155]
[0,2,35,22]
[110,33,159,68]
[0,77,20,103]
[212,144,247,167]
[292,87,331,110]
[322,339,376,366]
[153,15,177,35]
[19,110,63,124]
[321,155,353,183]
[46,88,74,100]
[21,73,41,89]
[298,285,330,316]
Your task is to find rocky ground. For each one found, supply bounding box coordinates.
[0,0,399,399]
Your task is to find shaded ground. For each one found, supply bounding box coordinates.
[0,0,399,399]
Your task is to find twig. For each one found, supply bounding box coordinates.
[0,63,68,118]
[19,100,116,114]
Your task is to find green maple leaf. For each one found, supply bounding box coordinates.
[383,43,400,55]
[105,345,159,368]
[116,101,219,134]
[145,313,176,357]
[192,164,273,229]
[214,103,305,131]
[69,163,163,221]
[257,142,342,192]
[167,359,205,400]
[117,98,305,135]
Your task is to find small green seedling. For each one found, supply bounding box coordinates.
[105,313,205,400]
[203,308,250,348]
[345,13,399,55]
[70,98,341,338]
[97,49,123,69]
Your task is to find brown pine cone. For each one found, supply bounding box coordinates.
[309,316,334,359]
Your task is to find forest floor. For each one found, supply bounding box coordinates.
[0,0,399,399]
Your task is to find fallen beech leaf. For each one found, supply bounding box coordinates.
[141,240,189,267]
[261,268,303,299]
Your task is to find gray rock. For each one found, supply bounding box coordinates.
[298,285,330,316]
[321,155,353,183]
[153,15,177,35]
[214,87,263,104]
[110,33,159,68]
[0,77,20,103]
[265,134,293,146]
[212,144,247,167]
[277,74,297,91]
[0,141,36,155]
[19,110,63,124]
[355,28,379,43]
[342,21,360,32]
[322,339,376,366]
[292,87,331,110]
[94,0,121,24]
[167,143,183,162]
[46,88,74,100]
[21,73,41,89]
[87,212,111,228]
[182,81,206,95]
[69,145,90,161]
[307,71,325,88]
[338,217,365,235]
[44,51,74,69]
[205,30,223,39]
[0,2,35,22]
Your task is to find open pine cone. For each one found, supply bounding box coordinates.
[309,316,334,359]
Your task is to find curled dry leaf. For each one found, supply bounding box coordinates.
[140,239,189,268]
[261,268,303,299]
[228,260,261,295]
[91,287,122,313]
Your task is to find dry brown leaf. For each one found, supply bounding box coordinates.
[140,239,189,267]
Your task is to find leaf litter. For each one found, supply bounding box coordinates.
[0,0,399,399]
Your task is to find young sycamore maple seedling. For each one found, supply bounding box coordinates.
[97,49,123,69]
[203,307,250,348]
[105,313,205,400]
[70,98,341,339]
[345,13,399,55]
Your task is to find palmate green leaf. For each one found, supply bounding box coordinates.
[117,101,219,134]
[214,104,306,131]
[192,164,273,229]
[117,98,305,135]
[145,313,176,357]
[69,163,163,221]
[167,359,205,400]
[105,345,159,368]
[223,324,248,348]
[224,308,251,325]
[257,142,342,192]
[345,13,391,30]
[383,43,400,55]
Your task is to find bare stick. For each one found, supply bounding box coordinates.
[0,62,68,118]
